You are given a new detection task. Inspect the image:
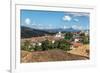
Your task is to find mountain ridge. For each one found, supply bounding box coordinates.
[21,26,88,38]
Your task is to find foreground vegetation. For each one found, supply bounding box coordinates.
[21,39,71,52]
[21,32,89,52]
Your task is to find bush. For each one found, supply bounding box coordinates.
[81,36,89,44]
[21,44,26,50]
[53,41,60,48]
[58,39,71,51]
[34,44,43,51]
[21,40,31,51]
[28,45,35,51]
[64,32,73,40]
[41,40,50,51]
[21,39,71,51]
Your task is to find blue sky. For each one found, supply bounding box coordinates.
[20,9,89,30]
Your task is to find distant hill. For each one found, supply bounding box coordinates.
[21,26,54,38]
[21,26,87,38]
[43,27,81,33]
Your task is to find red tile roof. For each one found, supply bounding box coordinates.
[72,42,82,47]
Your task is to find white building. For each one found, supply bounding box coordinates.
[55,32,61,37]
[74,38,80,42]
[55,32,64,38]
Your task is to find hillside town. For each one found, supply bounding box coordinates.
[21,30,89,62]
[21,30,89,50]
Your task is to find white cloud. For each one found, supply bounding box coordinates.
[31,22,36,25]
[38,24,42,26]
[32,23,36,25]
[31,23,53,29]
[62,15,72,21]
[66,12,89,17]
[25,18,31,25]
[63,26,69,29]
[31,22,43,29]
[72,24,83,30]
[72,25,77,29]
[42,24,54,29]
[74,19,79,22]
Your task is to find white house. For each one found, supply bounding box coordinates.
[74,38,80,42]
[55,32,62,37]
[55,32,64,38]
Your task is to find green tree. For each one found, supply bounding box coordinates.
[80,33,85,37]
[81,36,89,44]
[41,40,50,51]
[64,32,73,40]
[80,33,89,44]
[21,44,26,50]
[53,41,59,49]
[23,40,31,51]
[59,39,71,51]
[34,44,42,51]
[28,45,35,51]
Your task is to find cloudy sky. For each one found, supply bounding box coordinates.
[20,10,89,30]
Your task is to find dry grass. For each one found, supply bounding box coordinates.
[68,44,89,58]
[21,48,89,63]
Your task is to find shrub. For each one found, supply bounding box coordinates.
[21,40,31,51]
[41,40,50,51]
[64,32,73,40]
[81,36,89,44]
[53,41,60,48]
[28,45,35,51]
[21,44,26,50]
[21,39,71,51]
[34,44,43,51]
[53,39,71,51]
[58,39,71,51]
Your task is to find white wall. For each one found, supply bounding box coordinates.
[0,0,99,73]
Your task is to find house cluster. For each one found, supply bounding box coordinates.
[22,30,89,50]
[71,30,89,48]
[54,30,89,48]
